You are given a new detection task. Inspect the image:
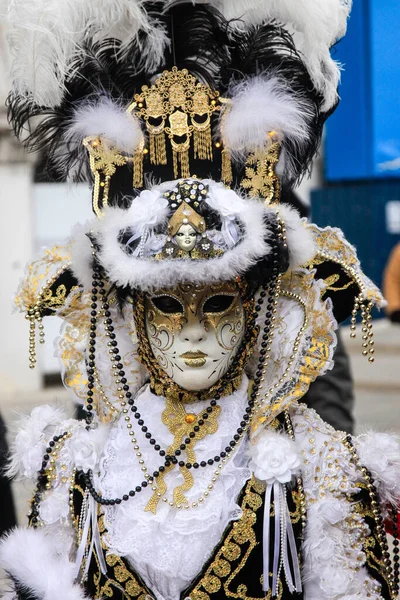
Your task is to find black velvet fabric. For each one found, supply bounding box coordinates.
[72,467,392,600]
[74,471,304,600]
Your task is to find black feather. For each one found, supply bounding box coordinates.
[7,33,163,181]
[6,2,335,187]
[165,3,232,87]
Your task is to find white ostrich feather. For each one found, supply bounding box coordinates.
[221,75,315,180]
[0,527,85,600]
[2,0,166,106]
[66,96,144,153]
[8,405,69,480]
[202,0,352,110]
[356,432,400,507]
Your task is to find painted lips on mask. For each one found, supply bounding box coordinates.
[180,350,208,368]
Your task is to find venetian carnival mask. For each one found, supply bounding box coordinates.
[144,282,245,391]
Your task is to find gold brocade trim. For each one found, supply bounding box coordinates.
[352,497,394,595]
[252,269,337,432]
[190,477,268,600]
[241,142,281,203]
[77,474,302,600]
[132,290,258,403]
[58,291,91,402]
[145,398,222,513]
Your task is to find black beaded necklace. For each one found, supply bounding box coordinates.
[84,240,281,505]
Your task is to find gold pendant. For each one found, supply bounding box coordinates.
[145,397,221,513]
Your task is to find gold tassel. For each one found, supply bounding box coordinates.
[180,148,190,178]
[221,148,233,185]
[193,123,213,161]
[173,148,191,179]
[150,132,167,165]
[173,149,179,179]
[133,148,144,188]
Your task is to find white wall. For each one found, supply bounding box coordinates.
[0,163,41,392]
[33,183,92,374]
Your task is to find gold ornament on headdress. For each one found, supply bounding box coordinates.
[132,67,221,179]
[241,137,281,204]
[167,201,206,236]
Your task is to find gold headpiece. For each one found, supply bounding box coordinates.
[83,70,283,218]
[131,67,221,179]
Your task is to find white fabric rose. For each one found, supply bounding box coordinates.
[317,498,350,525]
[70,425,108,471]
[17,444,44,479]
[248,430,301,484]
[39,488,70,524]
[13,405,67,478]
[319,566,355,598]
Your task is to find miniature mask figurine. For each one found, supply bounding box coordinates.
[174,223,197,252]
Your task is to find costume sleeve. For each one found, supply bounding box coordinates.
[0,405,109,599]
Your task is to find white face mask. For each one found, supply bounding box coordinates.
[144,283,245,391]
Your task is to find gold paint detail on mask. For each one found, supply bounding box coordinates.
[132,281,258,403]
[147,282,244,381]
[133,67,221,179]
[241,142,281,204]
[145,397,221,513]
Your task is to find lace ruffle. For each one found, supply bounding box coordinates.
[97,377,251,600]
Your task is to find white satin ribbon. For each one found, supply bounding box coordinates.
[74,492,107,581]
[126,225,149,257]
[221,217,239,247]
[262,481,302,596]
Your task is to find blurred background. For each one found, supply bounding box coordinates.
[0,1,399,527]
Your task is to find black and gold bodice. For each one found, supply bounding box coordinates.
[73,474,304,600]
[71,471,392,600]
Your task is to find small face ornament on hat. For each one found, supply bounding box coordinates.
[144,282,245,391]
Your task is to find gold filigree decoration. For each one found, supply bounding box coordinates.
[306,224,385,307]
[252,268,337,432]
[306,223,385,362]
[57,289,91,403]
[145,397,222,513]
[241,142,281,203]
[322,274,354,294]
[133,67,221,179]
[83,137,129,218]
[14,244,79,369]
[15,244,73,313]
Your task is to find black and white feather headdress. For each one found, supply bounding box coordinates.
[4,0,375,326]
[3,0,351,187]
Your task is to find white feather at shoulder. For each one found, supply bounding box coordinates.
[8,405,71,480]
[355,431,400,507]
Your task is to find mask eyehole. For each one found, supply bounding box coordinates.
[151,295,184,314]
[203,295,235,314]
